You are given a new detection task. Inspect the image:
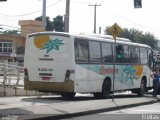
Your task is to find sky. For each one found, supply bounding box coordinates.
[0,0,160,38]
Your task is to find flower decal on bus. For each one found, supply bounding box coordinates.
[122,65,143,86]
[122,65,136,85]
[41,38,64,54]
[34,35,64,54]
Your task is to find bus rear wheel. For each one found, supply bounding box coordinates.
[157,86,160,94]
[137,79,146,96]
[102,80,111,98]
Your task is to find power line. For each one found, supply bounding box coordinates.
[105,7,160,34]
[0,24,20,29]
[0,23,65,33]
[0,24,38,33]
[0,0,64,17]
[72,0,90,4]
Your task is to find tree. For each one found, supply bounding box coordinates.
[35,16,54,31]
[35,15,64,32]
[105,27,159,49]
[52,15,64,32]
[46,17,54,31]
[0,30,19,36]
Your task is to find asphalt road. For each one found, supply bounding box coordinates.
[61,102,160,120]
[0,93,159,120]
[106,102,160,114]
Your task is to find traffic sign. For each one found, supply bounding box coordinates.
[109,23,122,40]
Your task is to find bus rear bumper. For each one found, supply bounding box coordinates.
[24,79,74,93]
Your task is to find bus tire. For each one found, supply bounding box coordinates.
[137,78,146,96]
[60,92,76,98]
[157,86,160,94]
[102,79,111,99]
[93,79,111,99]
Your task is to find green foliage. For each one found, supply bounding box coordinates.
[105,27,159,49]
[52,15,64,32]
[0,30,19,36]
[35,15,64,32]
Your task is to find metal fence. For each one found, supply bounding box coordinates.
[0,62,24,96]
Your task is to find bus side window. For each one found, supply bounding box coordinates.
[115,44,123,63]
[89,41,101,63]
[131,47,140,64]
[75,39,89,63]
[101,43,113,63]
[140,48,147,64]
[123,45,130,63]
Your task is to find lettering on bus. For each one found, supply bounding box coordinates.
[38,68,53,72]
[100,66,118,74]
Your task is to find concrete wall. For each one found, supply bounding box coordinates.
[0,86,49,97]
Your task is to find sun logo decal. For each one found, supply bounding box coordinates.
[34,35,64,54]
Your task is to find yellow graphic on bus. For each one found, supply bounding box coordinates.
[34,35,49,48]
[134,65,143,78]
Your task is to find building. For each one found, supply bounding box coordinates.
[0,20,43,65]
[0,35,25,64]
[19,20,43,38]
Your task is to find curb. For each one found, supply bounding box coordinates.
[23,99,159,120]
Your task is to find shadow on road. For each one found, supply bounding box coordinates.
[0,108,33,115]
[21,92,153,104]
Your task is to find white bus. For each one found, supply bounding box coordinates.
[24,32,153,98]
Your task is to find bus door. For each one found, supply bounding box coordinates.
[115,44,130,90]
[114,44,126,90]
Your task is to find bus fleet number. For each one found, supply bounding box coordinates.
[38,68,53,72]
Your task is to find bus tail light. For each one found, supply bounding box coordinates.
[24,68,29,80]
[65,69,74,81]
[42,77,51,81]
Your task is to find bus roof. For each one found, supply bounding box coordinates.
[27,31,71,38]
[75,34,151,49]
[87,34,131,42]
[27,32,151,49]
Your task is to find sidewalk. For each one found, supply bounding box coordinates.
[0,93,159,120]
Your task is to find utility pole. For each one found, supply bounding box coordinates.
[42,0,46,31]
[64,0,70,33]
[99,27,101,34]
[89,3,101,34]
